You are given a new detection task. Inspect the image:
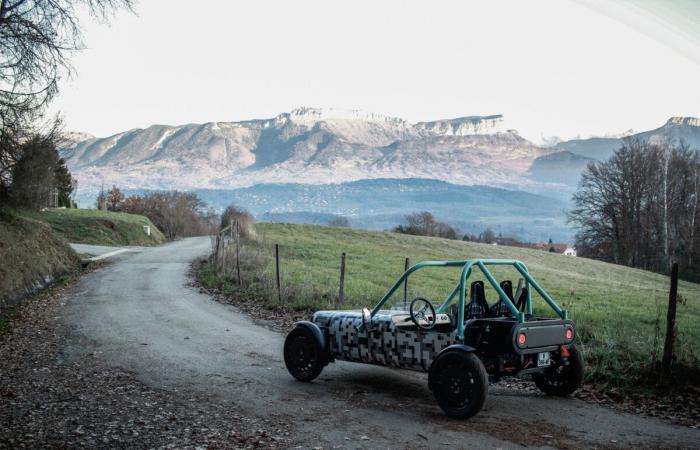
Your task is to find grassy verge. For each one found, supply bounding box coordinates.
[21,208,165,246]
[0,210,80,309]
[206,222,700,392]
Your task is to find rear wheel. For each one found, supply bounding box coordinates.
[430,351,488,419]
[532,345,584,396]
[283,326,324,382]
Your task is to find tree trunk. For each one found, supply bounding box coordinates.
[662,146,670,270]
[689,165,699,267]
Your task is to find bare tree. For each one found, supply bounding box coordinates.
[569,137,700,281]
[0,0,133,198]
[0,0,133,116]
[480,227,496,244]
[220,204,255,238]
[106,185,124,211]
[121,191,216,240]
[689,155,700,267]
[394,211,459,240]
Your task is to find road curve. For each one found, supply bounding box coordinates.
[61,237,699,449]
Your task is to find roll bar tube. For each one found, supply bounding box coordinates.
[368,258,568,340]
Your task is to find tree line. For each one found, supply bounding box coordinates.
[392,211,503,244]
[569,138,700,281]
[99,185,218,240]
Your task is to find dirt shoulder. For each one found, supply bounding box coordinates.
[0,269,293,449]
[0,209,80,312]
[189,259,700,430]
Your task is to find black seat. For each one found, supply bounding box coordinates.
[465,281,489,319]
[489,280,514,317]
[513,278,528,312]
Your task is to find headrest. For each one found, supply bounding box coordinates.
[500,280,514,301]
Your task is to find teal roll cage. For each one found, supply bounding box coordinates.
[369,259,568,341]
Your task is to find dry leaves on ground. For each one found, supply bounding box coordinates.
[0,273,295,449]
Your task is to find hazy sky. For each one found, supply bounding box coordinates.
[49,0,700,143]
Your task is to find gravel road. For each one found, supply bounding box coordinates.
[57,237,699,449]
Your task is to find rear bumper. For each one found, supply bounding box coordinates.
[512,319,575,355]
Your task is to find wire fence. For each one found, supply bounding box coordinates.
[210,221,421,311]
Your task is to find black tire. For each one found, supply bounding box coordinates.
[532,345,584,396]
[283,326,324,382]
[430,350,488,419]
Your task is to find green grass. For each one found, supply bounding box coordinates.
[21,208,165,246]
[219,223,700,390]
[0,210,80,307]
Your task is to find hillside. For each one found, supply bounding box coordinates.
[556,117,700,163]
[0,211,80,311]
[219,223,700,387]
[527,151,595,186]
[21,209,165,247]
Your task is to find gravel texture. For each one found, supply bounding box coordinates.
[0,274,294,449]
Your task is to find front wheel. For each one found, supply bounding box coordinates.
[532,345,584,396]
[283,326,324,382]
[430,350,488,419]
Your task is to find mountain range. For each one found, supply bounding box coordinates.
[61,109,700,193]
[527,117,700,186]
[61,107,552,191]
[61,109,700,242]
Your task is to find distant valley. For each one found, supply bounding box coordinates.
[93,179,572,242]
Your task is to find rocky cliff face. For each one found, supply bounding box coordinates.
[415,115,505,136]
[61,107,550,190]
[666,117,700,127]
[61,109,699,196]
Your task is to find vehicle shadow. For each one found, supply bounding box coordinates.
[304,364,589,449]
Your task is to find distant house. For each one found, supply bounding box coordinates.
[531,242,576,256]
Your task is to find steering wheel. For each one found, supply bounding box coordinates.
[409,297,437,330]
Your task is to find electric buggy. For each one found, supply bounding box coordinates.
[283,259,584,418]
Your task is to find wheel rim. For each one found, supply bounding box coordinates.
[438,356,476,410]
[541,363,571,388]
[286,333,318,376]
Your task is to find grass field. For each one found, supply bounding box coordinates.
[205,222,700,390]
[22,208,165,247]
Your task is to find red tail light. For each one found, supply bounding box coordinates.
[517,332,527,346]
[565,328,573,340]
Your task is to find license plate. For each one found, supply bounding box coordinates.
[537,352,551,367]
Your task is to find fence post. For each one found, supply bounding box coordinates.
[275,243,282,304]
[221,231,227,275]
[403,257,410,306]
[215,234,221,270]
[235,220,241,285]
[661,262,679,385]
[338,252,346,307]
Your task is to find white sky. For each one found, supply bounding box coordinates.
[49,0,700,143]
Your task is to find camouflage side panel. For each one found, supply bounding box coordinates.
[312,310,459,372]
